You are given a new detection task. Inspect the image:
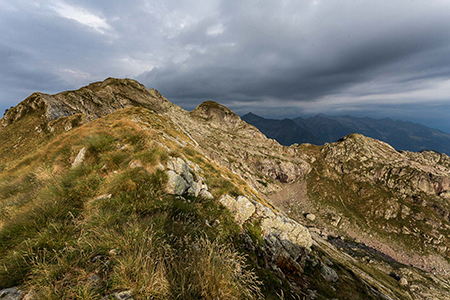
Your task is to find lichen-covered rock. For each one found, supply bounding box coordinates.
[22,290,36,300]
[321,265,339,282]
[165,156,211,199]
[0,287,24,300]
[234,196,256,224]
[114,290,134,300]
[306,213,316,221]
[199,189,214,200]
[166,170,189,195]
[101,290,134,300]
[399,277,408,286]
[187,181,201,197]
[219,194,312,275]
[219,194,235,208]
[72,147,86,168]
[260,212,313,256]
[219,195,255,225]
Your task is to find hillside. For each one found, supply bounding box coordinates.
[1,78,450,299]
[242,112,450,154]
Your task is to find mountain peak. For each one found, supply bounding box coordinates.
[193,101,236,114]
[1,77,172,127]
[241,112,265,122]
[327,133,401,161]
[190,101,242,129]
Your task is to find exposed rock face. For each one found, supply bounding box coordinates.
[1,78,174,127]
[190,101,243,131]
[219,194,312,273]
[298,133,450,285]
[322,134,450,197]
[174,100,312,193]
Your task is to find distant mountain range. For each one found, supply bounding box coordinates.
[242,112,450,154]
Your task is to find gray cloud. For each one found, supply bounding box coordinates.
[1,0,450,132]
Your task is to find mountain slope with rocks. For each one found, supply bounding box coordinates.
[1,78,449,299]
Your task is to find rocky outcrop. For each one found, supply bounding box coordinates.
[256,157,311,183]
[219,194,312,273]
[0,287,24,300]
[1,78,174,127]
[322,134,450,197]
[165,156,213,199]
[190,101,244,131]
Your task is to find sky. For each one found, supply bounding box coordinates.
[1,0,450,133]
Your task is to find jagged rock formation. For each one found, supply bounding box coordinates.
[1,78,450,299]
[1,77,172,127]
[165,156,212,199]
[323,134,450,197]
[219,194,312,275]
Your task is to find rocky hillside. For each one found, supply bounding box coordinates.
[1,78,450,299]
[242,112,450,154]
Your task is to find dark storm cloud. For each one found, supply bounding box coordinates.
[140,0,450,104]
[1,0,450,131]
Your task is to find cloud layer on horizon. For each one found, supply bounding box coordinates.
[1,0,450,132]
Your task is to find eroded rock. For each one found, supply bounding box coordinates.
[0,287,24,300]
[321,265,339,282]
[166,170,189,195]
[165,156,211,198]
[399,277,408,286]
[306,213,316,221]
[219,194,312,275]
[199,189,214,200]
[72,147,86,168]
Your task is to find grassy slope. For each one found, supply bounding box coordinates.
[1,107,288,299]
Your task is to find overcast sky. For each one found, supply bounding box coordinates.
[1,0,450,132]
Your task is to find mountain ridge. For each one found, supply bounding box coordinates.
[1,78,450,299]
[242,112,450,155]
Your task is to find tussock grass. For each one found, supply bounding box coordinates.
[0,108,264,299]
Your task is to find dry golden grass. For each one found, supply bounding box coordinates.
[0,107,265,299]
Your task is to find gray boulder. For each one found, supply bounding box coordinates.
[219,195,255,225]
[166,170,189,195]
[199,189,214,200]
[321,265,339,282]
[0,287,24,300]
[165,156,210,198]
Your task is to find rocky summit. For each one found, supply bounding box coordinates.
[1,78,450,299]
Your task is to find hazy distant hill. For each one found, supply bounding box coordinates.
[242,112,450,154]
[242,112,322,145]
